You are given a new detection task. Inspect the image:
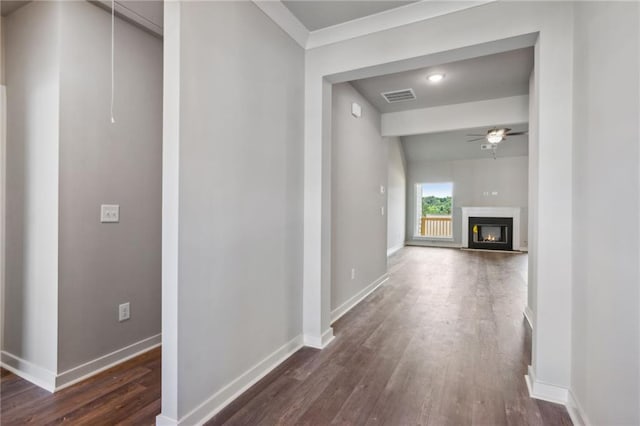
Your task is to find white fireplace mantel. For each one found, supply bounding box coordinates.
[461,207,521,251]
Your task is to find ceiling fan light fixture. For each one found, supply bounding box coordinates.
[487,131,503,144]
[427,73,445,83]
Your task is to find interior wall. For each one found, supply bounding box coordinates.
[4,0,60,374]
[165,1,304,420]
[386,136,406,254]
[331,82,388,314]
[571,2,640,424]
[56,0,162,372]
[406,156,528,248]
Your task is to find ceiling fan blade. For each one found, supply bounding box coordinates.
[466,134,486,136]
[506,131,528,136]
[466,137,485,142]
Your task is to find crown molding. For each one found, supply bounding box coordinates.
[252,1,309,48]
[306,0,494,49]
[254,0,495,51]
[91,0,163,38]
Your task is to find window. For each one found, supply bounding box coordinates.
[415,182,453,238]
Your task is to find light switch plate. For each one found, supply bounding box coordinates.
[101,204,119,223]
[351,102,362,118]
[380,185,385,194]
[119,302,130,322]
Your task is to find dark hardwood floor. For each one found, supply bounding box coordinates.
[207,247,571,426]
[1,247,572,425]
[1,348,161,425]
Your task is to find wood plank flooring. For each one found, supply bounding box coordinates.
[1,348,161,425]
[1,247,572,425]
[206,247,571,425]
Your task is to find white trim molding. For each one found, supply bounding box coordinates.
[406,240,462,249]
[461,206,521,251]
[0,352,57,392]
[567,389,591,426]
[1,334,161,393]
[55,333,161,391]
[304,328,335,349]
[252,1,309,48]
[166,334,304,426]
[387,243,404,257]
[305,1,494,49]
[253,0,494,51]
[524,305,535,329]
[525,365,569,405]
[331,273,389,324]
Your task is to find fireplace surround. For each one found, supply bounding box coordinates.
[461,207,521,251]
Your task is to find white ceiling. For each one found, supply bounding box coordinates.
[402,124,529,162]
[282,0,415,31]
[351,47,534,114]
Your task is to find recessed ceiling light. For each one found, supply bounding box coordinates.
[427,73,445,83]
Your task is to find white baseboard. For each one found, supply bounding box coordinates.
[55,333,161,391]
[304,328,335,349]
[155,414,178,426]
[0,351,57,392]
[386,243,404,257]
[525,365,569,405]
[524,305,534,329]
[1,333,161,393]
[331,273,389,324]
[567,389,591,426]
[405,240,462,249]
[173,334,304,426]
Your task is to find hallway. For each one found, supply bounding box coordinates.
[209,247,571,425]
[0,247,573,425]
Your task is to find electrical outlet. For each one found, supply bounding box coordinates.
[351,268,356,280]
[118,302,130,322]
[380,185,385,195]
[101,204,120,223]
[380,206,385,216]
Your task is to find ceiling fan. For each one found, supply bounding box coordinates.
[466,128,527,144]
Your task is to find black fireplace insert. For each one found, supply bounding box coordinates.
[468,217,513,251]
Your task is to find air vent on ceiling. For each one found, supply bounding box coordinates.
[381,88,416,104]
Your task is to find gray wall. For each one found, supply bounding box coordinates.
[4,0,162,377]
[386,136,406,253]
[406,156,529,248]
[175,1,304,417]
[572,2,640,424]
[4,1,60,373]
[57,1,162,372]
[331,82,387,312]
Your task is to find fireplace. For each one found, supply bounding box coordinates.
[468,217,513,251]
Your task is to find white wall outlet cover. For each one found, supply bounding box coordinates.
[351,102,362,118]
[101,204,120,223]
[380,185,385,194]
[380,206,385,216]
